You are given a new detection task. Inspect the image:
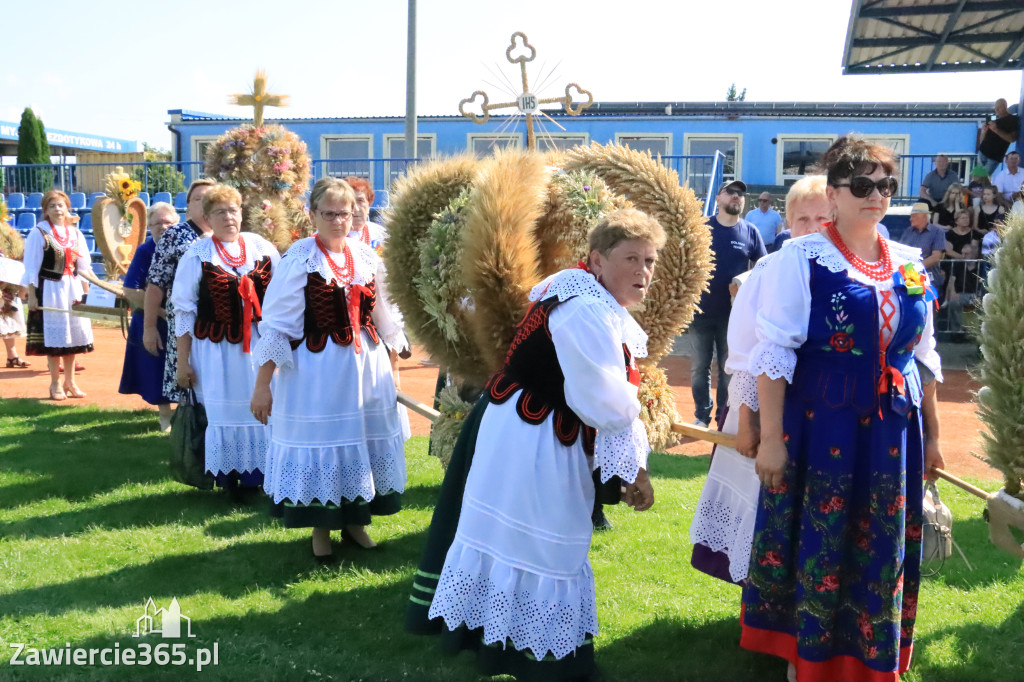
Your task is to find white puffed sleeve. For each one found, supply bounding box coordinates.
[725,256,775,410]
[550,298,648,484]
[748,242,812,383]
[371,261,408,352]
[253,247,307,370]
[20,228,43,287]
[913,276,943,384]
[169,248,202,339]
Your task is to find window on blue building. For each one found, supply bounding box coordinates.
[322,135,372,178]
[468,134,522,157]
[536,133,588,151]
[615,134,671,157]
[777,135,836,186]
[385,135,435,186]
[684,134,740,198]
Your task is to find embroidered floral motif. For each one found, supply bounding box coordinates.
[822,292,864,356]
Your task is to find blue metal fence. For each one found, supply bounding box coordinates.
[1,154,722,208]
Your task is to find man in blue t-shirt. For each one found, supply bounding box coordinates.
[745,192,783,246]
[691,180,766,427]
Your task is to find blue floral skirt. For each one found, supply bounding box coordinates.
[740,390,925,682]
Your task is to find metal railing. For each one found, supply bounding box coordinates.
[899,154,993,202]
[1,154,722,204]
[935,257,987,337]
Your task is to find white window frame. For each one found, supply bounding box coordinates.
[775,134,837,185]
[320,134,374,178]
[535,132,590,152]
[190,135,220,164]
[383,133,436,188]
[683,133,743,181]
[613,132,672,157]
[467,133,522,157]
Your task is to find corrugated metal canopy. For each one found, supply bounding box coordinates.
[843,0,1024,74]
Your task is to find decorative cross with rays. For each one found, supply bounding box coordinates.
[229,70,290,128]
[459,32,594,151]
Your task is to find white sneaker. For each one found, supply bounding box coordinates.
[693,419,709,429]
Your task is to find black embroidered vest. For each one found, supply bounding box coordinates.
[36,228,69,282]
[290,273,379,352]
[194,256,272,344]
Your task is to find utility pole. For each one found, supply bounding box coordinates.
[404,0,417,168]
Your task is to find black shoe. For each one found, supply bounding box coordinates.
[312,551,337,566]
[592,508,613,531]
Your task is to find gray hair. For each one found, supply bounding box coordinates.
[148,202,179,224]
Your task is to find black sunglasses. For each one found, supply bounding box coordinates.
[722,187,745,197]
[833,176,899,198]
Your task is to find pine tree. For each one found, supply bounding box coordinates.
[35,117,51,162]
[726,84,747,102]
[16,108,52,191]
[16,108,41,165]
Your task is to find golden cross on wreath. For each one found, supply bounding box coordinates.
[229,70,290,128]
[459,31,594,151]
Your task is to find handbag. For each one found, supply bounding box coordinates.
[169,388,214,490]
[922,480,953,561]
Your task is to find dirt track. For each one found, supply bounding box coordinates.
[0,327,999,481]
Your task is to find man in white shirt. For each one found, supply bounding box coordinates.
[992,151,1023,207]
[745,192,783,246]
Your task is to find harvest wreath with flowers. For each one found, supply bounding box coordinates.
[386,143,712,455]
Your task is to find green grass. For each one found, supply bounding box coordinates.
[0,397,1021,681]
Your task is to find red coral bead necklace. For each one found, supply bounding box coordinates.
[315,234,354,285]
[50,221,72,247]
[213,235,247,268]
[827,222,892,282]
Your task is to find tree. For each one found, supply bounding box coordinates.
[132,143,185,194]
[726,83,747,102]
[16,107,52,192]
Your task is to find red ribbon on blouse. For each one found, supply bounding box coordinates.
[347,283,373,354]
[237,275,262,354]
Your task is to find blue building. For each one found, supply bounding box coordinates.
[168,101,1000,201]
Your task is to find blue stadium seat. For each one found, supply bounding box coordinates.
[138,191,151,206]
[25,192,43,213]
[16,212,36,232]
[153,191,172,205]
[69,192,87,211]
[79,212,94,234]
[6,193,25,211]
[178,211,187,224]
[84,233,96,253]
[173,191,188,210]
[86,192,105,209]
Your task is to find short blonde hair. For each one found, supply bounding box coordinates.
[148,202,178,224]
[588,208,666,257]
[785,175,827,216]
[201,184,242,216]
[309,177,355,212]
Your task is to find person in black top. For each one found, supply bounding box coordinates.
[942,242,982,337]
[978,98,1020,174]
[974,186,1005,233]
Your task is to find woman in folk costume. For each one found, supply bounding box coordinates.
[251,177,407,562]
[410,208,661,681]
[689,175,830,585]
[170,184,279,492]
[741,137,944,682]
[20,190,93,400]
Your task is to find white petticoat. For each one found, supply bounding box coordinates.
[428,395,600,660]
[688,380,760,583]
[262,330,406,505]
[190,327,268,476]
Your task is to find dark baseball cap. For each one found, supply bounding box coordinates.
[717,179,747,195]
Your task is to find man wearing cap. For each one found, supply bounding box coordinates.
[898,202,947,293]
[690,180,766,429]
[745,192,783,246]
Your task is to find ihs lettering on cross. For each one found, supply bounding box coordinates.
[229,70,290,128]
[459,32,594,151]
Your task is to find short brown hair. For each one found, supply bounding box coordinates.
[201,184,242,216]
[309,177,355,212]
[821,135,898,186]
[186,178,216,203]
[588,208,666,257]
[343,176,374,204]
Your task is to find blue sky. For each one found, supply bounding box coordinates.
[6,0,1021,150]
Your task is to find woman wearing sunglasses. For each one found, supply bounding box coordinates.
[739,136,944,682]
[251,177,407,561]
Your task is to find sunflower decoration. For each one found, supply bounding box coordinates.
[104,168,142,224]
[205,124,313,254]
[387,144,710,458]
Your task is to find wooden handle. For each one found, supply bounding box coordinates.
[670,422,738,448]
[934,467,994,501]
[397,391,441,421]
